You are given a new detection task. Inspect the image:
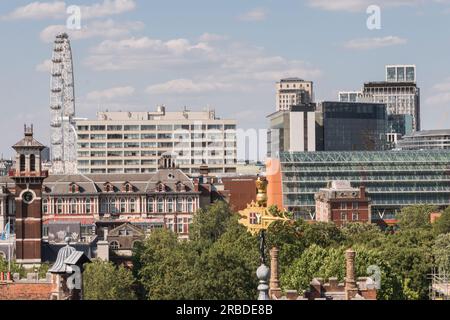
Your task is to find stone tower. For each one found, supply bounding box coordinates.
[10,125,47,265]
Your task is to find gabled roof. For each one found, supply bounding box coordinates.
[109,222,145,237]
[145,169,194,192]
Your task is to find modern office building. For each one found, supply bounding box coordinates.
[386,114,414,148]
[276,78,314,111]
[320,101,388,151]
[338,65,420,131]
[266,150,450,224]
[75,106,237,175]
[363,81,420,131]
[396,129,450,150]
[386,65,416,83]
[267,104,323,157]
[338,91,372,103]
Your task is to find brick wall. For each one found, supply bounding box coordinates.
[0,282,52,300]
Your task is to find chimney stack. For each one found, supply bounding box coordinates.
[269,247,282,298]
[345,248,358,300]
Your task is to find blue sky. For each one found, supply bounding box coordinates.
[0,0,449,159]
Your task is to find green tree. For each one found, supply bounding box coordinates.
[133,229,197,300]
[378,228,434,299]
[303,222,344,248]
[341,222,385,248]
[433,233,450,273]
[133,202,261,300]
[281,244,403,300]
[433,207,450,235]
[83,259,137,300]
[189,200,234,243]
[266,219,307,274]
[0,256,26,277]
[194,221,259,300]
[396,205,436,230]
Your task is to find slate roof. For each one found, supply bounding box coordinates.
[12,134,46,150]
[41,169,196,195]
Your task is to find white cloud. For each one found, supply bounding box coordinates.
[307,0,448,12]
[146,79,232,94]
[198,33,228,42]
[35,59,53,72]
[2,0,136,20]
[80,0,136,20]
[238,8,267,21]
[86,86,135,101]
[2,1,66,20]
[85,36,215,71]
[84,35,322,88]
[40,19,144,43]
[343,36,407,50]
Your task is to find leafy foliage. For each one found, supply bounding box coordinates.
[433,207,450,235]
[0,256,26,277]
[83,259,137,300]
[433,233,450,273]
[133,201,259,300]
[396,205,436,230]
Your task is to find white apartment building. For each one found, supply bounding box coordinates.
[75,106,237,175]
[276,78,314,111]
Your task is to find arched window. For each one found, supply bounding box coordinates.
[110,198,117,214]
[157,183,165,192]
[56,198,63,214]
[120,198,126,213]
[42,198,48,214]
[109,241,120,250]
[147,198,154,213]
[125,184,131,192]
[20,155,26,172]
[86,198,91,214]
[157,198,164,213]
[100,198,108,214]
[70,199,77,214]
[176,198,183,212]
[187,197,194,213]
[167,198,174,213]
[130,198,136,213]
[30,154,36,172]
[71,184,77,193]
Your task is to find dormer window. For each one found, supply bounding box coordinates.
[69,183,79,194]
[104,182,113,193]
[157,183,165,192]
[176,182,185,192]
[123,182,133,193]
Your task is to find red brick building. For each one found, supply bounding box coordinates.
[315,181,371,227]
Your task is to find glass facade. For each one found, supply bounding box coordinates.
[279,150,450,221]
[388,114,413,136]
[322,102,387,151]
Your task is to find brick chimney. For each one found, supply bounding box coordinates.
[269,247,282,298]
[345,248,358,300]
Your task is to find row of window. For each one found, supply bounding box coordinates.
[42,197,196,214]
[78,142,236,149]
[78,125,237,132]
